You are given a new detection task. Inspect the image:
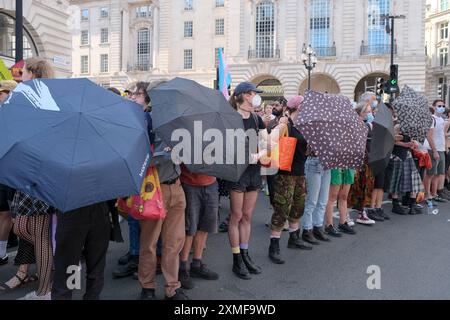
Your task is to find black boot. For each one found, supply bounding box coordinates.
[288,230,313,249]
[232,253,251,280]
[313,227,330,242]
[409,201,424,215]
[268,238,285,264]
[392,200,408,215]
[302,229,320,245]
[240,249,262,274]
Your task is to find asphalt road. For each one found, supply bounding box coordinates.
[1,192,450,300]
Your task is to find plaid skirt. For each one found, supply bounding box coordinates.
[384,153,424,195]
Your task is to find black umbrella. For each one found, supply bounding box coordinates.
[148,77,249,182]
[369,103,395,176]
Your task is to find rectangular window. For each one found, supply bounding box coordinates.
[440,47,448,67]
[440,22,449,40]
[184,49,193,69]
[255,1,275,58]
[441,0,449,11]
[310,0,331,54]
[81,9,89,22]
[185,0,193,10]
[100,7,109,18]
[137,28,151,71]
[80,55,89,74]
[215,19,225,35]
[135,6,152,18]
[100,54,109,73]
[184,21,193,37]
[81,30,89,46]
[367,0,391,54]
[215,47,224,67]
[216,0,224,7]
[100,28,109,44]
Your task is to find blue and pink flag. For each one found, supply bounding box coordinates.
[218,48,232,100]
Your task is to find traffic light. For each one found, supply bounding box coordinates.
[438,84,443,98]
[376,77,385,96]
[438,83,447,99]
[387,64,399,94]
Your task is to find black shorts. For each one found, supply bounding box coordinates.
[227,165,262,193]
[0,184,15,212]
[373,173,385,190]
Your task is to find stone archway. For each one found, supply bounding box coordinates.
[354,72,389,102]
[299,74,340,95]
[251,75,284,103]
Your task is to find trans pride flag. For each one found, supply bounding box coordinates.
[218,48,232,100]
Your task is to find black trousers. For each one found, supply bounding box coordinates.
[52,202,110,300]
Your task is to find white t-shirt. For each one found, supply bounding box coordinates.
[424,115,446,152]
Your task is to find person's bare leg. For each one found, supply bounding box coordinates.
[192,231,208,260]
[228,191,244,249]
[338,185,351,225]
[431,175,439,198]
[325,185,340,226]
[0,211,12,259]
[238,191,258,245]
[423,172,432,199]
[180,235,194,263]
[375,189,384,208]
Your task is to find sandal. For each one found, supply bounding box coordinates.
[0,273,38,292]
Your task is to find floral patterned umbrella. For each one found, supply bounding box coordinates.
[392,85,433,144]
[293,91,368,170]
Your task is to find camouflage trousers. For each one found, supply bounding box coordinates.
[270,175,306,232]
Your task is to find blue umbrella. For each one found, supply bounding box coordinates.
[0,78,151,212]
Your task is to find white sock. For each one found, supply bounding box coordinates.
[288,227,299,233]
[0,241,7,258]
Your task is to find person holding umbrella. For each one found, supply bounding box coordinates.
[0,80,17,267]
[227,82,287,279]
[268,95,312,265]
[2,58,55,300]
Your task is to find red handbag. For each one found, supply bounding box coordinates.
[117,165,166,220]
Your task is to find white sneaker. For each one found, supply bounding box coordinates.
[356,211,376,225]
[346,215,355,227]
[18,291,51,300]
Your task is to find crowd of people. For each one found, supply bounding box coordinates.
[0,61,448,301]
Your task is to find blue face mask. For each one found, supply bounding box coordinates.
[365,112,375,123]
[437,106,446,114]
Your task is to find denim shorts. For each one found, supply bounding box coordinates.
[182,182,219,236]
[227,165,262,193]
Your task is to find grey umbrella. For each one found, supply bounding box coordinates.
[148,77,249,182]
[369,103,395,176]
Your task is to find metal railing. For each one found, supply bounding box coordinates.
[360,40,397,55]
[248,47,280,60]
[127,63,152,72]
[314,43,336,57]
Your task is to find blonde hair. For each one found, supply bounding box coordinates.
[24,57,55,79]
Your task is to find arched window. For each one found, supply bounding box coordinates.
[0,12,38,59]
[137,28,150,71]
[367,0,391,54]
[255,1,275,59]
[310,0,331,55]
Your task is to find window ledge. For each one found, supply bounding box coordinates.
[99,43,110,46]
[80,44,90,48]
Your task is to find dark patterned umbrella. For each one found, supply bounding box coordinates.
[392,85,433,143]
[293,91,368,170]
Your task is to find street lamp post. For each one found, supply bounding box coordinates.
[15,0,23,63]
[301,44,317,91]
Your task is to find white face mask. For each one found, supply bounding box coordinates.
[252,95,262,108]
